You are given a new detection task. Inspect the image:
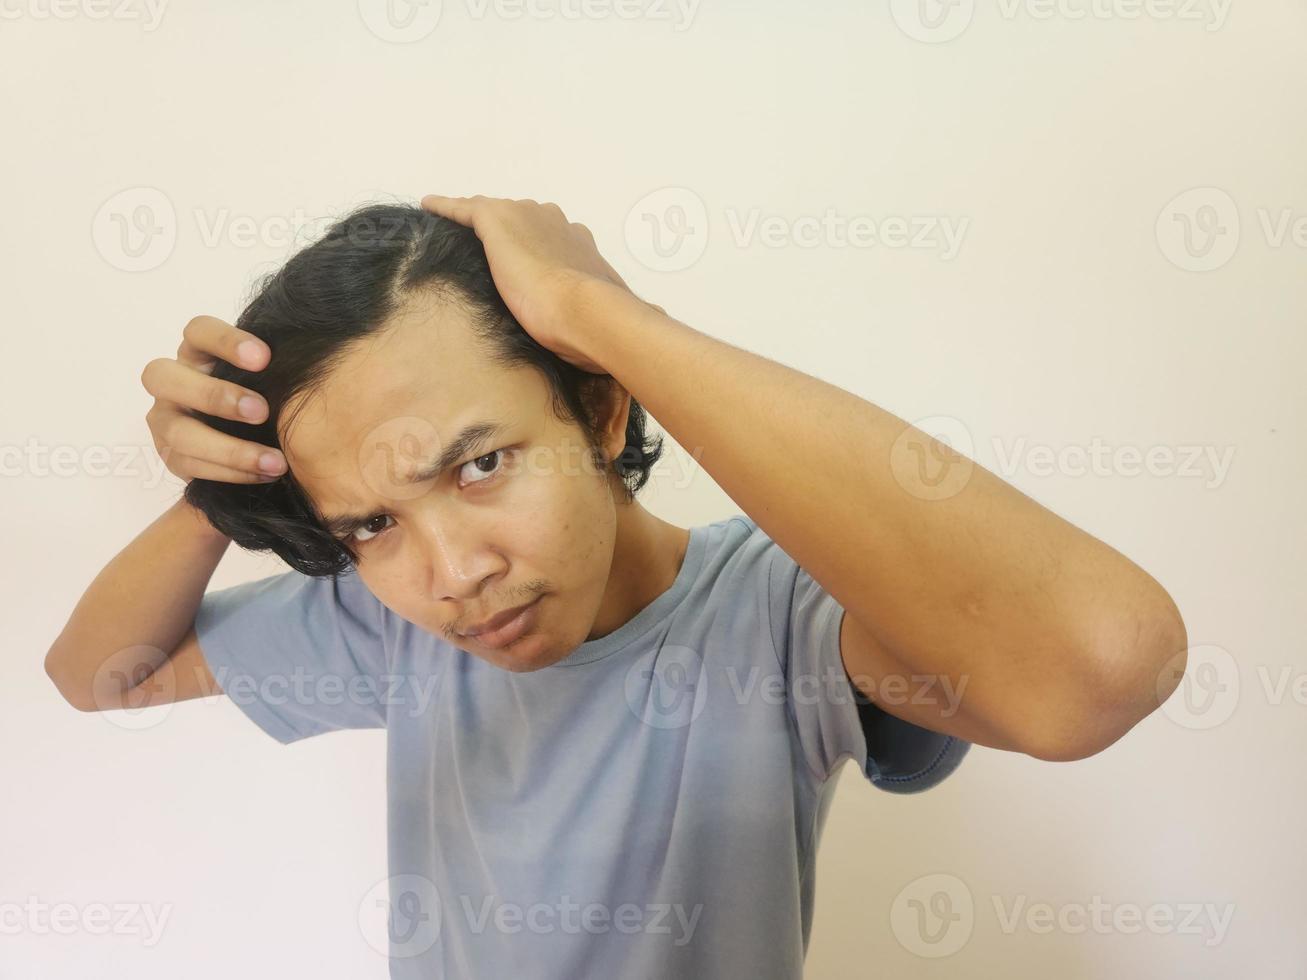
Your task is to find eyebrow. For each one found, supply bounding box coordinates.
[320,420,508,538]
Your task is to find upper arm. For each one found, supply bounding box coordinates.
[190,568,393,744]
[133,624,224,707]
[759,523,971,792]
[838,609,1022,753]
[62,624,223,713]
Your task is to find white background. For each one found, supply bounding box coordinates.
[5,0,1303,976]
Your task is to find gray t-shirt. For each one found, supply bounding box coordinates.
[195,513,970,978]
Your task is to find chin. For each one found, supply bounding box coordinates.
[487,634,564,673]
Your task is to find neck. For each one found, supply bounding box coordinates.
[586,501,690,642]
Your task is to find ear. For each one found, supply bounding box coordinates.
[597,381,634,465]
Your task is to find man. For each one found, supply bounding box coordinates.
[47,195,1188,978]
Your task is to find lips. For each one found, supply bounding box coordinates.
[461,597,539,637]
[460,595,544,652]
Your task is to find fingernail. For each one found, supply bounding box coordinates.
[238,340,264,367]
[238,395,264,420]
[258,452,285,474]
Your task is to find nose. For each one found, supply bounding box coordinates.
[413,511,504,602]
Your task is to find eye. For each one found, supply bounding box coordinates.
[459,449,507,487]
[345,449,510,548]
[349,514,394,545]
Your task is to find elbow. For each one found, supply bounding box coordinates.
[44,649,98,713]
[1022,601,1190,764]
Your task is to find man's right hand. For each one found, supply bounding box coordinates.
[141,315,288,485]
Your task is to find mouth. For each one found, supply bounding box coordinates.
[459,595,544,649]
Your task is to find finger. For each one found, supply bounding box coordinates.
[163,413,287,476]
[599,258,630,292]
[177,315,271,374]
[168,451,285,485]
[141,358,270,424]
[419,194,481,228]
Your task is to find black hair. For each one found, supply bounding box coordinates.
[183,202,663,577]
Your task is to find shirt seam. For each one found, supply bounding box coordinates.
[761,537,831,790]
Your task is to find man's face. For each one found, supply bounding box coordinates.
[279,295,629,672]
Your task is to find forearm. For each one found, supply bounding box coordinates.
[573,280,1186,741]
[44,498,231,707]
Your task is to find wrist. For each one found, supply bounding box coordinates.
[563,276,653,375]
[175,496,231,544]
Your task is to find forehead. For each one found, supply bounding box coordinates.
[280,297,541,510]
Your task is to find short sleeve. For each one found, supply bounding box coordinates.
[194,568,391,745]
[764,538,971,793]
